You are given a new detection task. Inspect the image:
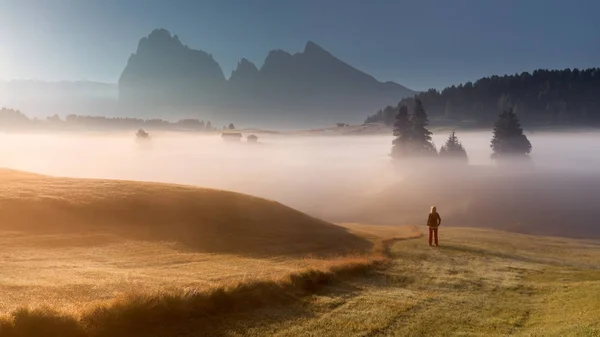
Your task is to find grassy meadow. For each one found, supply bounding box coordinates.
[0,169,598,336]
[221,227,600,337]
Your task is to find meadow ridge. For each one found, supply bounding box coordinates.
[0,169,370,256]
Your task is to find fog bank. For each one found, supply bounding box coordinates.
[1,130,599,238]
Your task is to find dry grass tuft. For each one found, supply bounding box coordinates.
[0,249,393,337]
[0,308,85,337]
[80,259,381,336]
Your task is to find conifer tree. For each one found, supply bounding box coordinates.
[391,105,411,160]
[409,99,437,155]
[490,108,532,160]
[439,131,468,163]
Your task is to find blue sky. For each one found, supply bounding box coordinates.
[1,0,599,90]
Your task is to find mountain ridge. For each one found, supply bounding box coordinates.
[0,29,415,128]
[118,29,415,127]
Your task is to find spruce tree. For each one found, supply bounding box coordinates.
[409,99,437,155]
[439,131,468,163]
[490,108,532,160]
[391,105,411,160]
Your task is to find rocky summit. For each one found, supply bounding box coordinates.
[118,29,415,127]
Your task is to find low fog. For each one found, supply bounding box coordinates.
[1,130,600,238]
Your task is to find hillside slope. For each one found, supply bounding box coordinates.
[0,169,369,255]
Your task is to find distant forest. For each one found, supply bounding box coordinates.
[0,108,218,132]
[365,68,600,127]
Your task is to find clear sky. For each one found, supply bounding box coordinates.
[1,0,599,90]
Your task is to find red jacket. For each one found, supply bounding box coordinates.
[427,212,441,227]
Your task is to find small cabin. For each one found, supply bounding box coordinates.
[222,132,242,142]
[247,134,258,143]
[136,129,150,139]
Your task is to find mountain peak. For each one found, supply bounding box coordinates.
[119,29,416,126]
[230,58,259,82]
[144,29,182,45]
[265,49,292,60]
[136,29,185,56]
[261,49,293,74]
[148,28,172,40]
[238,58,256,67]
[119,28,226,101]
[303,41,328,55]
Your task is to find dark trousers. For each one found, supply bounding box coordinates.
[428,227,439,246]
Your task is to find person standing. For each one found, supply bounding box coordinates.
[427,206,441,247]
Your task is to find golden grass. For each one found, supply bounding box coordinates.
[0,169,422,336]
[0,225,418,314]
[0,169,369,256]
[2,169,598,336]
[0,224,418,337]
[2,223,598,336]
[0,232,337,314]
[227,226,600,337]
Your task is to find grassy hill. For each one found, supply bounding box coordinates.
[0,169,369,256]
[0,169,598,336]
[0,170,412,327]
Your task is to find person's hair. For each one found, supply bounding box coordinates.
[431,206,437,213]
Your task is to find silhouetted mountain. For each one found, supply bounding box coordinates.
[120,29,226,111]
[257,41,409,103]
[119,29,415,128]
[228,58,261,104]
[229,58,260,85]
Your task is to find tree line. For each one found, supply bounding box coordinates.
[368,68,600,127]
[391,99,531,162]
[0,108,220,132]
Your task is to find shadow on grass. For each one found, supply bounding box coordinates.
[0,259,379,337]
